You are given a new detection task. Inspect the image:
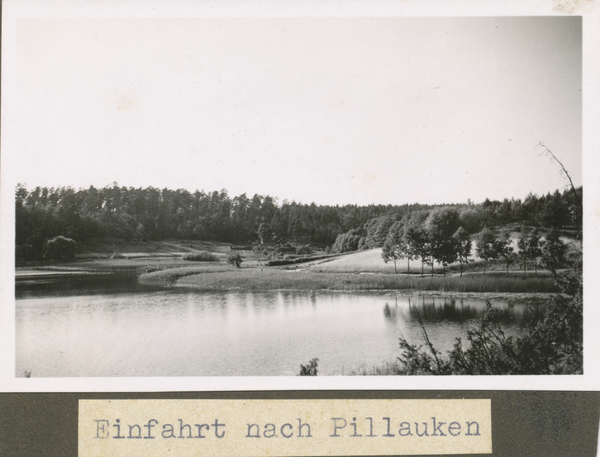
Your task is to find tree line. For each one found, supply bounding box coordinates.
[380,206,571,277]
[15,183,428,260]
[15,182,581,262]
[331,185,580,253]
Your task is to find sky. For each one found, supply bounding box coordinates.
[14,16,582,206]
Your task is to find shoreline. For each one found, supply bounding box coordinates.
[16,257,563,297]
[169,281,556,303]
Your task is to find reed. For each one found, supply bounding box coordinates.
[172,269,559,293]
[139,265,234,284]
[346,360,405,376]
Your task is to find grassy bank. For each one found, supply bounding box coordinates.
[138,264,236,284]
[159,268,559,293]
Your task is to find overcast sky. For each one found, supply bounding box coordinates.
[15,16,581,206]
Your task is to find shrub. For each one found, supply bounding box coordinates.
[295,244,313,255]
[299,358,319,376]
[395,255,583,375]
[44,236,76,261]
[183,251,218,262]
[280,243,297,253]
[332,230,362,253]
[227,249,243,268]
[267,247,283,259]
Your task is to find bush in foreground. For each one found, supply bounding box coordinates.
[299,358,319,376]
[394,254,582,375]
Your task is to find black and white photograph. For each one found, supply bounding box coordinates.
[1,0,599,392]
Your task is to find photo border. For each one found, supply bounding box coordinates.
[1,0,599,393]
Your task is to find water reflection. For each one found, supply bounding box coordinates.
[15,288,545,377]
[383,296,536,325]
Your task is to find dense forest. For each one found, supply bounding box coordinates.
[15,182,581,261]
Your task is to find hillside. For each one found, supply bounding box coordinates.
[312,228,579,275]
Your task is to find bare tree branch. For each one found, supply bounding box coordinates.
[536,142,581,205]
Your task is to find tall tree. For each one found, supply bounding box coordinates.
[404,224,430,277]
[540,228,567,274]
[525,228,543,276]
[257,222,272,245]
[495,229,516,275]
[381,223,406,276]
[452,226,471,277]
[426,208,460,277]
[475,227,498,275]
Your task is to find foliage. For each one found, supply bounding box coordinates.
[44,236,76,261]
[295,244,313,255]
[474,228,498,275]
[381,223,407,275]
[299,358,319,376]
[518,226,543,276]
[495,229,516,275]
[396,282,582,374]
[266,246,283,260]
[403,224,431,276]
[347,360,404,376]
[363,215,401,249]
[226,248,243,268]
[426,208,461,276]
[257,222,273,245]
[458,207,484,233]
[15,183,581,264]
[15,244,40,262]
[537,142,582,226]
[452,227,471,277]
[395,238,583,375]
[540,229,567,272]
[332,229,363,253]
[182,251,218,262]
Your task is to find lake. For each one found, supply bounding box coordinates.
[15,285,540,377]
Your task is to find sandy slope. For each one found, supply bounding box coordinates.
[311,248,441,274]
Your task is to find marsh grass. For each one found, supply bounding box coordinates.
[139,264,234,284]
[347,360,405,376]
[173,268,559,293]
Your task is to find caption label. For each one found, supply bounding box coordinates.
[79,399,492,456]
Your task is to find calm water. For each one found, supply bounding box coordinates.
[15,286,540,377]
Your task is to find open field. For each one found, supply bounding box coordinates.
[310,247,527,275]
[311,248,432,274]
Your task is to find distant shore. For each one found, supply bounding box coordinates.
[15,239,563,296]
